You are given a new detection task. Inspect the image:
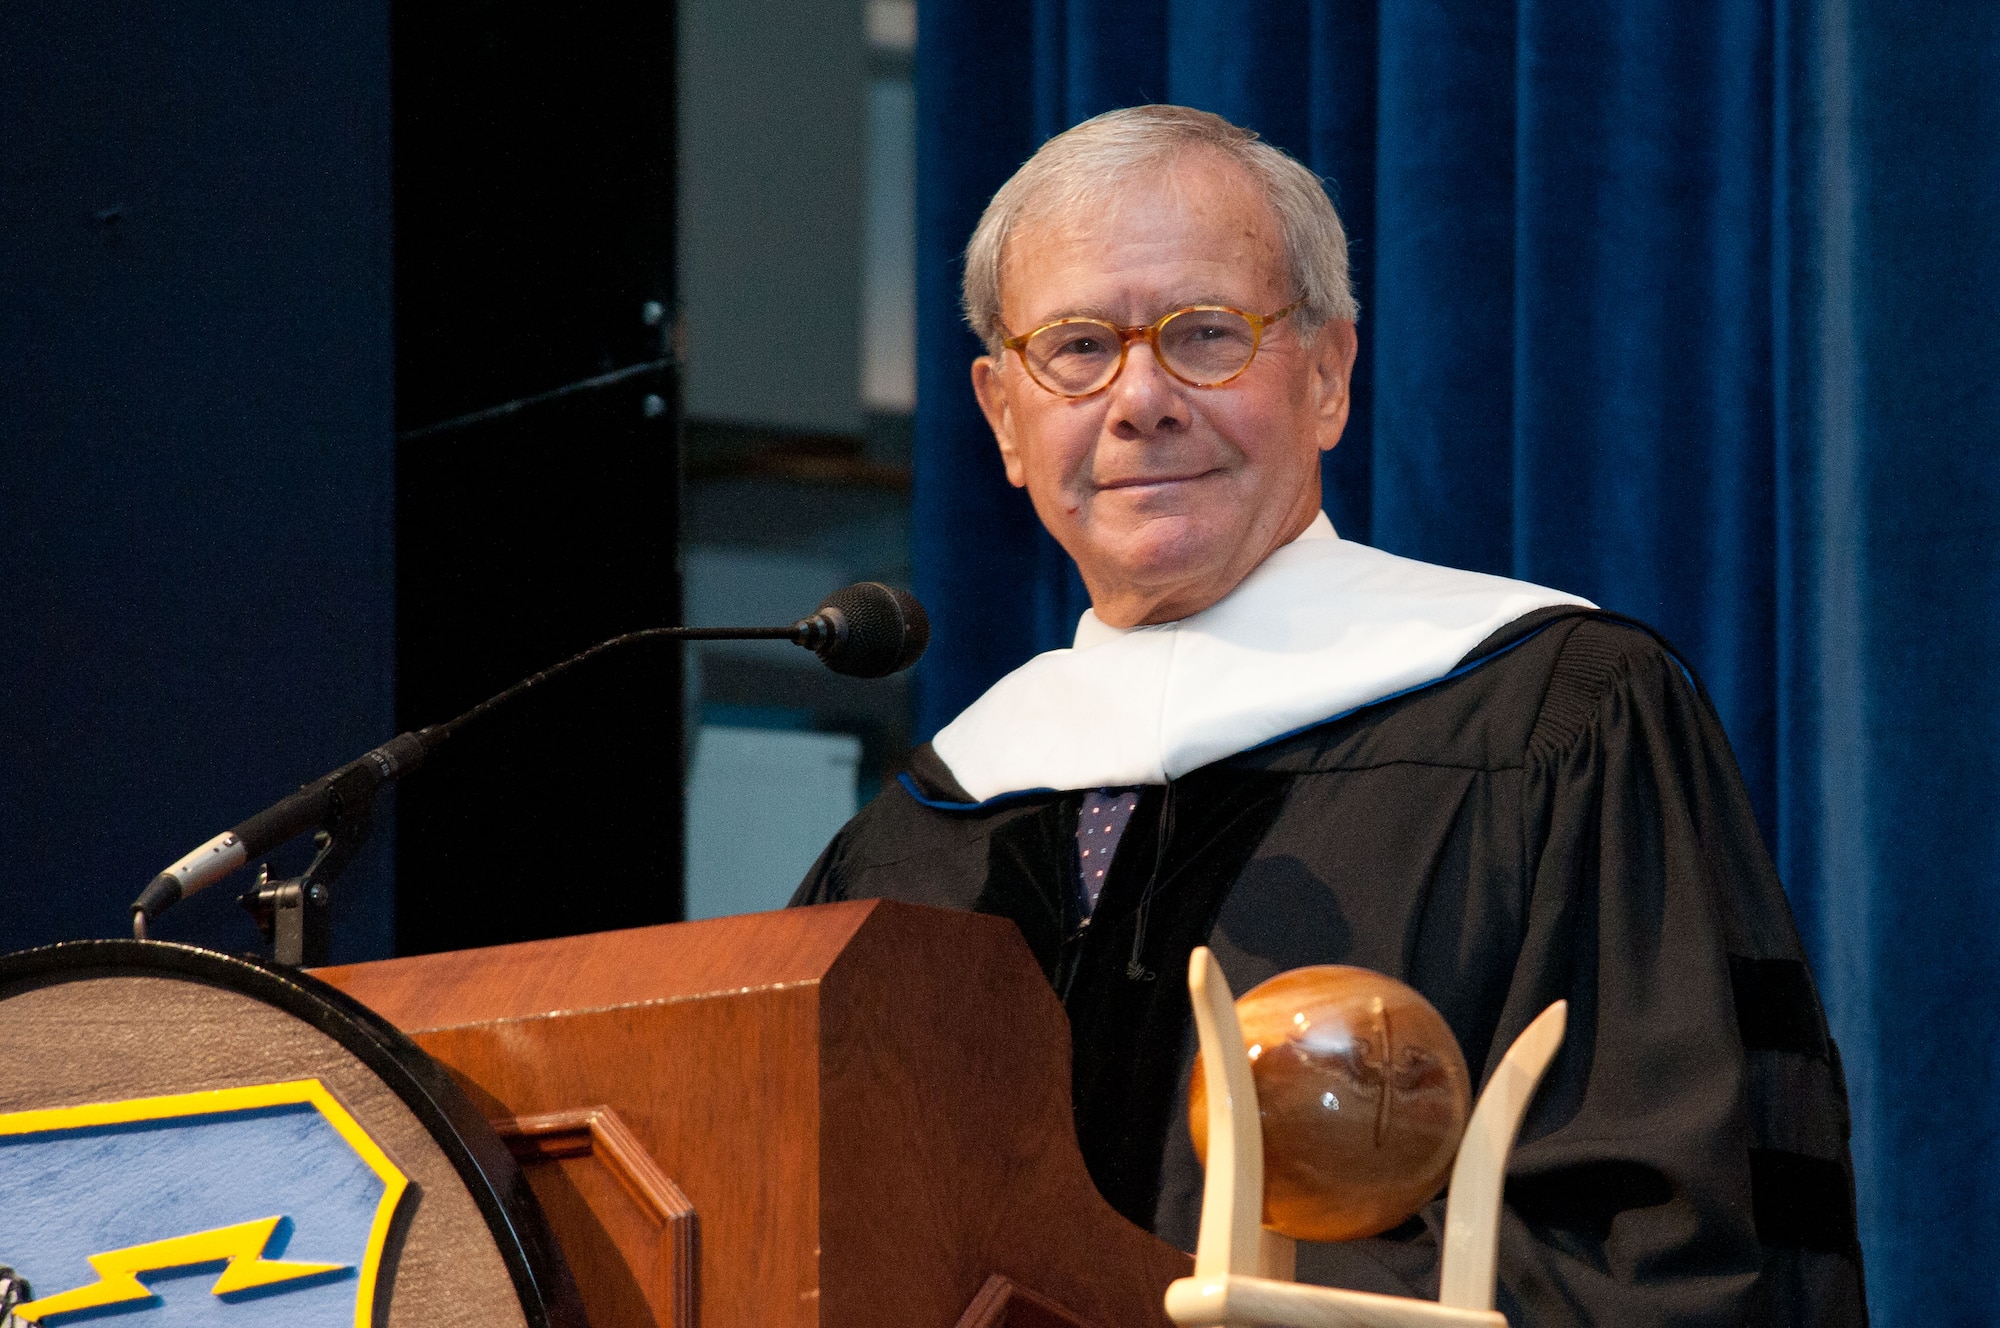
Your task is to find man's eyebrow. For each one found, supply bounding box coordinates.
[1030,294,1251,325]
[1029,303,1120,323]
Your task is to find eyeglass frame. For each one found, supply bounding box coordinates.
[998,296,1309,399]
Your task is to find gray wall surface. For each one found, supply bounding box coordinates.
[679,0,867,432]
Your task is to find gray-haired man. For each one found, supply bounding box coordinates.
[798,105,1862,1328]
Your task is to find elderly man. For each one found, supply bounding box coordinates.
[795,106,1863,1327]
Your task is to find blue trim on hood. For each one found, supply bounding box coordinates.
[895,772,1060,812]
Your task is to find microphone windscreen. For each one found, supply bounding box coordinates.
[815,582,930,677]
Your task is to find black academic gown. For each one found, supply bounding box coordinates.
[793,607,1866,1328]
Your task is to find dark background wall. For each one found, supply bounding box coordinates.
[0,0,683,961]
[392,0,682,955]
[0,0,397,960]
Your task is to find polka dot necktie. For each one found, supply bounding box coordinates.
[1076,787,1143,917]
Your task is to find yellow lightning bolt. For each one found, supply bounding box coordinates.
[13,1215,348,1322]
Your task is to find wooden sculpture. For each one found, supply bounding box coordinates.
[1166,948,1566,1328]
[1187,964,1473,1243]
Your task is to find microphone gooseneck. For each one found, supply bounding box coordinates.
[131,584,929,941]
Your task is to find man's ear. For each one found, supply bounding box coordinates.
[971,355,1029,488]
[1309,319,1359,454]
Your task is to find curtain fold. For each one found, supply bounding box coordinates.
[1772,0,2000,1307]
[913,9,1999,1318]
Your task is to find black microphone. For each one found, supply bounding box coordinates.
[795,581,930,677]
[131,582,929,938]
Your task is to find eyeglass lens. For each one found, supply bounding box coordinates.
[1023,307,1261,395]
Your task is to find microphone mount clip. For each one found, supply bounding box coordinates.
[236,760,379,965]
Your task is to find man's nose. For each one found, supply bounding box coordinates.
[1107,339,1190,437]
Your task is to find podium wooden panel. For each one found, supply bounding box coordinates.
[314,900,1190,1328]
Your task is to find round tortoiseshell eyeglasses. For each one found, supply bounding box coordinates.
[1001,297,1307,398]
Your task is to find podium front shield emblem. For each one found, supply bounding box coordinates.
[0,1080,406,1327]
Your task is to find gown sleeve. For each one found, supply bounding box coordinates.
[790,827,849,906]
[1459,620,1862,1327]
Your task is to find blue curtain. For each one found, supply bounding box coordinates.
[912,3,2000,1323]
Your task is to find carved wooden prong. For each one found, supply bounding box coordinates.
[1437,1001,1568,1312]
[1186,946,1295,1288]
[1188,945,1263,1281]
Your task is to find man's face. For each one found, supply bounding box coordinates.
[971,152,1357,628]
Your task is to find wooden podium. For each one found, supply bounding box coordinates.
[314,900,1191,1328]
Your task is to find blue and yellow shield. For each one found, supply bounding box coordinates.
[0,1080,406,1326]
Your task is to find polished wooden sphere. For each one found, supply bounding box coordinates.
[1189,965,1472,1242]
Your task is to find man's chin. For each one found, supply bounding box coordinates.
[1078,520,1247,612]
[1110,514,1217,563]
